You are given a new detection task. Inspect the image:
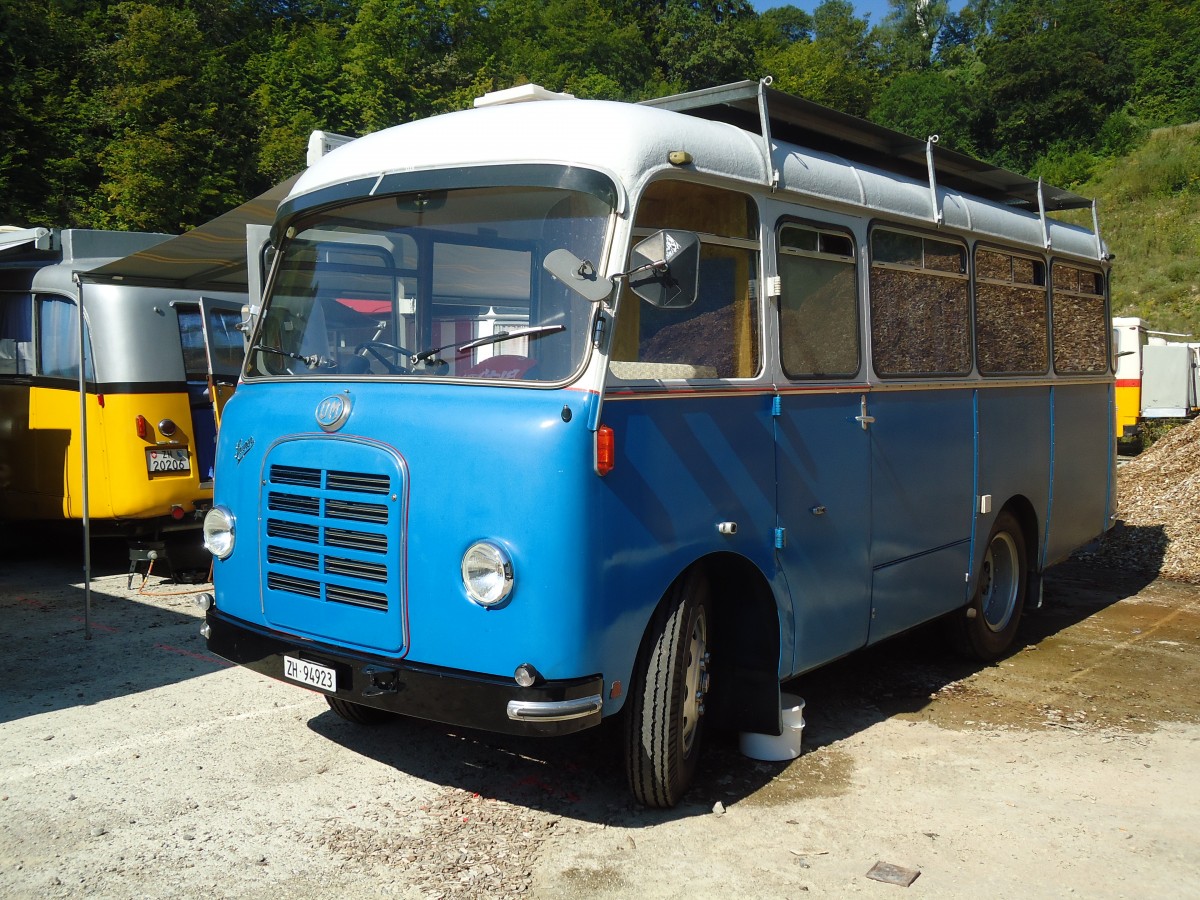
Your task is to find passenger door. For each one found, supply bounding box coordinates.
[772,221,873,673]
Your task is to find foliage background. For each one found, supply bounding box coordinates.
[1,0,1198,328]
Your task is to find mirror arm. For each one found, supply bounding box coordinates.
[614,259,668,281]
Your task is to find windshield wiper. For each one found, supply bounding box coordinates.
[252,343,333,369]
[413,324,566,362]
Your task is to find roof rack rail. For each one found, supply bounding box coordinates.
[641,80,1093,216]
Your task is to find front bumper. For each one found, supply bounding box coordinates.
[204,609,604,736]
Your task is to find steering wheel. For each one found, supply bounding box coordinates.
[354,340,413,374]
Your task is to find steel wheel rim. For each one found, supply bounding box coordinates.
[980,531,1019,632]
[680,608,708,756]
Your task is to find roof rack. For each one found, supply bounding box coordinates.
[641,80,1094,215]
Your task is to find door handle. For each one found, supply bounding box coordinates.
[855,394,875,431]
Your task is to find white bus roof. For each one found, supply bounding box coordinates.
[284,81,1104,262]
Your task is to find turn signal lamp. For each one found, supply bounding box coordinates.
[135,415,150,440]
[595,425,615,476]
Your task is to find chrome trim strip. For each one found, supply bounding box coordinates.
[506,694,604,723]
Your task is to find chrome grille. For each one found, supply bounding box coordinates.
[327,470,390,493]
[262,460,397,614]
[270,465,322,488]
[325,555,388,582]
[326,527,387,553]
[326,584,388,610]
[269,492,320,516]
[325,498,389,524]
[268,546,319,570]
[268,572,321,598]
[267,519,319,543]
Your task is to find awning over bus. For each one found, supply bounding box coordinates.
[83,175,299,291]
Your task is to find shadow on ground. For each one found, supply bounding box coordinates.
[1,522,225,724]
[308,542,1171,825]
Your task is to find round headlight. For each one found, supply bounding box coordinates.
[461,541,514,607]
[202,506,235,559]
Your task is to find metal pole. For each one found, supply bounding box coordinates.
[73,273,92,640]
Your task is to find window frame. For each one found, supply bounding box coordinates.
[775,217,861,381]
[1049,259,1109,376]
[868,223,972,379]
[609,177,764,383]
[972,242,1051,378]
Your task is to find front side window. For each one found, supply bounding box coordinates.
[610,181,760,381]
[870,229,970,377]
[249,183,612,383]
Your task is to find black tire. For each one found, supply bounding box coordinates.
[950,510,1027,661]
[325,695,395,725]
[624,572,712,808]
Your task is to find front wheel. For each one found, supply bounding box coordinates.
[950,510,1027,660]
[624,572,712,807]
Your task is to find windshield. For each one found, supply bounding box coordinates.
[247,185,612,383]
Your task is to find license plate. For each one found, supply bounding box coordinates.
[283,655,337,692]
[146,448,190,473]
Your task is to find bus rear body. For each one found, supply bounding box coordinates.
[0,229,245,539]
[202,82,1115,806]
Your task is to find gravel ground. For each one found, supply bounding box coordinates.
[2,520,1200,898]
[1094,417,1200,581]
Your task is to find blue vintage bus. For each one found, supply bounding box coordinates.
[200,81,1115,807]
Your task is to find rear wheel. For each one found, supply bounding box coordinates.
[624,572,712,807]
[950,510,1027,660]
[325,695,395,725]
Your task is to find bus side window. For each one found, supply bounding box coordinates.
[0,293,34,376]
[1051,263,1108,374]
[611,181,760,380]
[37,296,94,380]
[869,228,970,377]
[777,224,859,379]
[975,248,1049,376]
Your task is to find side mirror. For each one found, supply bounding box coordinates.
[627,230,701,309]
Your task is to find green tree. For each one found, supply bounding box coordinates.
[341,0,491,133]
[870,68,979,154]
[755,4,814,48]
[1120,0,1200,127]
[759,0,877,116]
[0,0,101,226]
[93,1,256,231]
[488,0,651,99]
[874,0,952,72]
[976,0,1132,169]
[251,20,353,181]
[654,0,758,92]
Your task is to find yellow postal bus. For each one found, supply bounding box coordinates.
[0,227,244,546]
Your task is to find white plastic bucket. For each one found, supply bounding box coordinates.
[739,693,805,761]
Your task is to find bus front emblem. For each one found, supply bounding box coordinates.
[315,394,352,433]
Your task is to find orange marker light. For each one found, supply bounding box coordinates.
[135,415,149,440]
[596,425,615,476]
